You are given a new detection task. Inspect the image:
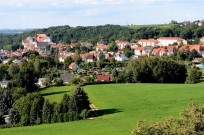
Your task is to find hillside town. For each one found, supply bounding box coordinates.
[1,34,204,64]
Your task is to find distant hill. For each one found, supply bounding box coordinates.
[0,24,204,50]
[0,28,36,34]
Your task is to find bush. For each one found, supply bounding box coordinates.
[80,109,91,119]
[55,78,64,86]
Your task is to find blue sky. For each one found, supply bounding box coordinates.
[0,0,203,29]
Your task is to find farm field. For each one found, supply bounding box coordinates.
[1,84,204,135]
[126,24,171,29]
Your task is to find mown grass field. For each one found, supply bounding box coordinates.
[38,86,75,103]
[1,84,204,135]
[126,24,172,29]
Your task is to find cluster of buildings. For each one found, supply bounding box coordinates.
[1,34,204,87]
[1,34,204,64]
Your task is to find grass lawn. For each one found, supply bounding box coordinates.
[1,84,204,135]
[126,24,171,29]
[38,85,75,103]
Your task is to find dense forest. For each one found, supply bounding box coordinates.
[1,24,204,50]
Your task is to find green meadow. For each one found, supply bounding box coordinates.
[1,84,204,135]
[126,24,171,29]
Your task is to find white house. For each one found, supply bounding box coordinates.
[134,47,152,56]
[157,37,185,46]
[22,34,55,50]
[115,53,129,61]
[12,58,21,64]
[36,78,47,87]
[0,80,9,88]
[115,40,131,49]
[138,39,159,47]
[69,62,79,69]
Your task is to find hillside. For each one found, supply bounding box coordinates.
[0,24,204,50]
[1,84,204,135]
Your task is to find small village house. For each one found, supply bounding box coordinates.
[69,62,79,69]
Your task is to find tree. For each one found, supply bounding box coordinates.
[123,45,134,58]
[12,88,27,101]
[99,51,105,60]
[0,64,8,81]
[108,41,118,52]
[42,100,53,123]
[61,94,70,113]
[132,102,204,135]
[45,44,51,50]
[30,99,41,125]
[0,115,5,125]
[8,63,20,78]
[73,50,82,64]
[185,68,202,84]
[64,56,73,67]
[55,78,64,86]
[0,89,13,116]
[69,87,90,113]
[9,107,20,124]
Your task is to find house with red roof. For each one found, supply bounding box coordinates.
[152,48,167,56]
[134,47,152,56]
[22,34,56,51]
[179,45,204,57]
[87,54,95,62]
[138,39,159,47]
[157,37,186,46]
[69,62,79,69]
[96,45,108,52]
[80,53,89,62]
[96,74,112,82]
[115,40,131,49]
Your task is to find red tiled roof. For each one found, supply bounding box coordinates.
[138,38,158,43]
[69,62,76,67]
[158,37,184,41]
[188,45,200,51]
[80,53,89,58]
[87,54,94,60]
[134,47,145,51]
[152,48,162,54]
[96,45,108,49]
[97,74,112,82]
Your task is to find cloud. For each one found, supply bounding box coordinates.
[17,3,24,7]
[141,0,173,4]
[50,2,58,6]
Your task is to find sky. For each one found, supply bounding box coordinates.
[0,0,203,29]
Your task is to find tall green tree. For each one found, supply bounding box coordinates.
[69,87,90,113]
[185,68,202,84]
[9,107,20,124]
[108,41,118,52]
[42,100,53,123]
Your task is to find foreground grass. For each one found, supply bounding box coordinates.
[1,84,204,135]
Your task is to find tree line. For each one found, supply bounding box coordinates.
[1,24,204,50]
[113,57,201,84]
[0,87,90,128]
